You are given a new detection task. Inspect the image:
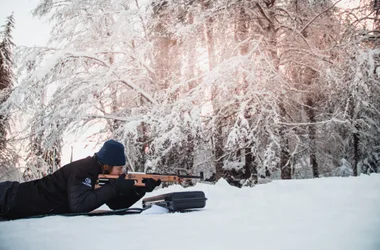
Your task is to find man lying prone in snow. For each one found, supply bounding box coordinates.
[0,139,160,220]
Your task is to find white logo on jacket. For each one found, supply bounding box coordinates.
[82,178,92,187]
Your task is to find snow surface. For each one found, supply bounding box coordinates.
[1,174,380,250]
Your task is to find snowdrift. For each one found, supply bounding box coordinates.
[1,174,380,250]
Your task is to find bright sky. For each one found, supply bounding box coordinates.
[337,0,361,8]
[0,0,50,47]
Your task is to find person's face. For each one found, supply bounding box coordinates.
[110,166,124,175]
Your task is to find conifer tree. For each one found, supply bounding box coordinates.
[0,14,15,147]
[0,14,16,180]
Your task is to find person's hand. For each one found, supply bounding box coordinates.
[134,178,161,195]
[115,174,135,195]
[142,178,161,192]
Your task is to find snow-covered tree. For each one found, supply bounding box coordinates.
[0,14,18,181]
[2,0,378,185]
[0,14,15,145]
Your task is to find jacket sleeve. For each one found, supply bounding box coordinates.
[106,188,146,210]
[67,173,118,213]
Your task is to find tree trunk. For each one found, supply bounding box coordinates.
[306,96,319,178]
[187,11,197,91]
[200,0,223,180]
[264,5,292,179]
[138,121,148,172]
[201,0,216,71]
[245,145,257,184]
[44,139,62,174]
[279,102,291,179]
[353,127,359,176]
[135,94,148,172]
[214,125,224,180]
[348,95,359,176]
[236,3,257,184]
[152,1,171,90]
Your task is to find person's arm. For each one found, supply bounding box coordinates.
[67,174,118,213]
[106,178,161,210]
[106,189,146,210]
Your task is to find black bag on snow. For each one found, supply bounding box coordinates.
[142,191,207,212]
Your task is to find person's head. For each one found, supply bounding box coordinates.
[95,139,126,175]
[101,164,124,175]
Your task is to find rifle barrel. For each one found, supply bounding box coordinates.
[98,171,203,187]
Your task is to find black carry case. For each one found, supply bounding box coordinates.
[142,191,207,212]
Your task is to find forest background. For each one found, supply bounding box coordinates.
[0,0,379,187]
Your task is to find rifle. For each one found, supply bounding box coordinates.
[98,171,204,187]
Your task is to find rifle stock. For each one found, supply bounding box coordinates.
[98,171,204,187]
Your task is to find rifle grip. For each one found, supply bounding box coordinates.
[134,179,146,187]
[124,174,146,187]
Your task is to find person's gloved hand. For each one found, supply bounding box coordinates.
[115,174,135,195]
[142,178,161,192]
[134,178,161,195]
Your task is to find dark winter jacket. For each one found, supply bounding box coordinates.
[0,156,145,220]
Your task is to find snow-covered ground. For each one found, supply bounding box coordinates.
[1,174,380,250]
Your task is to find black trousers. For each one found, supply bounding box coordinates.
[0,181,19,219]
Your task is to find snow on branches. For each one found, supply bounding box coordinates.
[1,0,379,184]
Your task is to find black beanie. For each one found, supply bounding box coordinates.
[95,139,126,166]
